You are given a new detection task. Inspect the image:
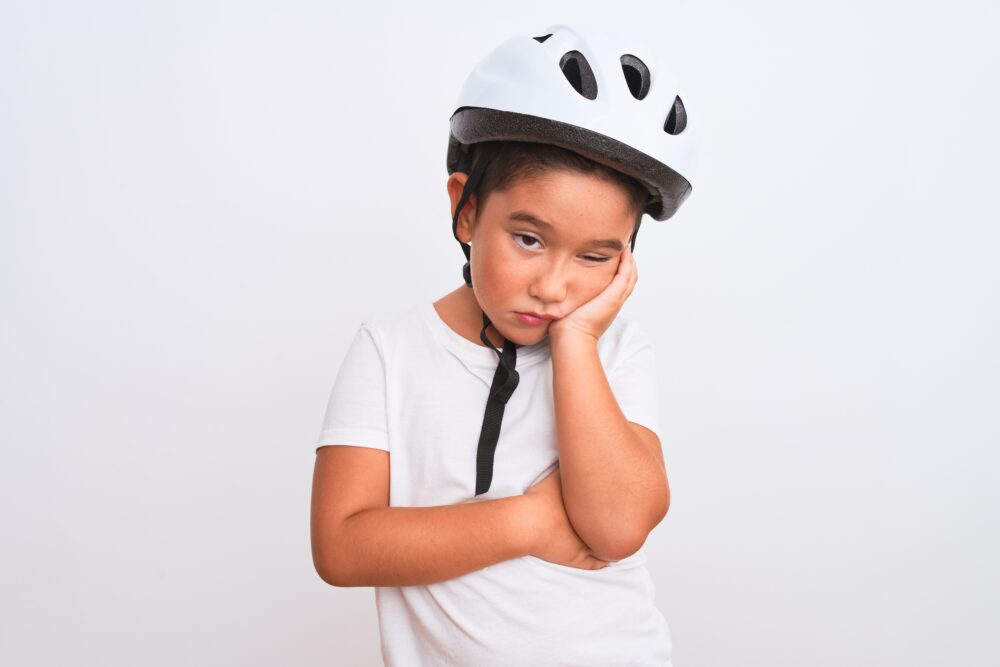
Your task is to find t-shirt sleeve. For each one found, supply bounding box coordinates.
[314,322,390,453]
[607,321,662,439]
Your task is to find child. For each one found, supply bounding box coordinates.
[311,22,700,667]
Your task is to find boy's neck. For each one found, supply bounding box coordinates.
[433,286,506,349]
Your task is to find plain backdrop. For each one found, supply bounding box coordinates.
[2,1,998,665]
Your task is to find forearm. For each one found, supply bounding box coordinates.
[550,334,668,561]
[322,495,535,587]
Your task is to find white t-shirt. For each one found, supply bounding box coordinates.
[315,301,672,667]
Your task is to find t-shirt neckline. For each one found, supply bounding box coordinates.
[420,301,551,371]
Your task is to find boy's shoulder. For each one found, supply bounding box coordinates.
[356,302,428,347]
[602,312,653,348]
[596,313,656,368]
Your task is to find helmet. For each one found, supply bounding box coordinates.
[446,23,701,495]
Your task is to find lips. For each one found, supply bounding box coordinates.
[515,312,555,326]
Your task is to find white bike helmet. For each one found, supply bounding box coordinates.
[447,23,701,495]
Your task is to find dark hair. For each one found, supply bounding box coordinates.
[469,141,650,229]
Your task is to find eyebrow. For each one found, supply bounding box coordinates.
[507,210,625,252]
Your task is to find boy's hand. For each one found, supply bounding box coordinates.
[522,465,613,570]
[547,245,637,345]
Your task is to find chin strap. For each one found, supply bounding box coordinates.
[451,142,501,289]
[450,141,521,496]
[473,310,521,496]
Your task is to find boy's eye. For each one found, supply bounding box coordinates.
[512,233,611,263]
[513,233,540,249]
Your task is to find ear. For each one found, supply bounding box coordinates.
[447,172,478,244]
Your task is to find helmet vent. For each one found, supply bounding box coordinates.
[620,54,650,100]
[559,50,598,100]
[533,33,552,43]
[663,95,687,134]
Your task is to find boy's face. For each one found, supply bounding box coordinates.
[449,167,638,346]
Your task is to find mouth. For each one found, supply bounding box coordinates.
[514,312,554,326]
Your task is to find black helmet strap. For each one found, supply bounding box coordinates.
[449,142,523,495]
[451,142,501,288]
[474,310,520,495]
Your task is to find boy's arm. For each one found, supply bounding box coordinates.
[549,334,670,562]
[311,446,538,587]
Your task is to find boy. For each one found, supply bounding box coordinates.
[311,22,699,667]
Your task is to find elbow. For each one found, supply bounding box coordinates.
[313,554,358,588]
[566,475,671,562]
[313,550,343,586]
[313,561,340,587]
[596,492,670,562]
[312,529,356,587]
[591,526,649,562]
[312,546,344,587]
[584,517,650,562]
[653,472,671,526]
[660,483,671,521]
[649,484,670,535]
[596,539,642,563]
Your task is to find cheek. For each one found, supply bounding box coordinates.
[471,237,522,297]
[477,236,522,276]
[580,260,617,287]
[576,278,603,301]
[569,263,617,302]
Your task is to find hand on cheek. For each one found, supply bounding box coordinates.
[548,245,637,344]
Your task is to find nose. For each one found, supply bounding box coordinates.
[527,257,568,304]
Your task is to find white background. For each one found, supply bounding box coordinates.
[2,1,998,665]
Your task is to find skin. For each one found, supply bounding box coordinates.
[435,167,667,566]
[438,168,638,350]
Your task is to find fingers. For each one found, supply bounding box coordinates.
[622,245,637,296]
[615,245,637,300]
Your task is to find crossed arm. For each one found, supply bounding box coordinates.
[550,333,670,562]
[312,320,669,587]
